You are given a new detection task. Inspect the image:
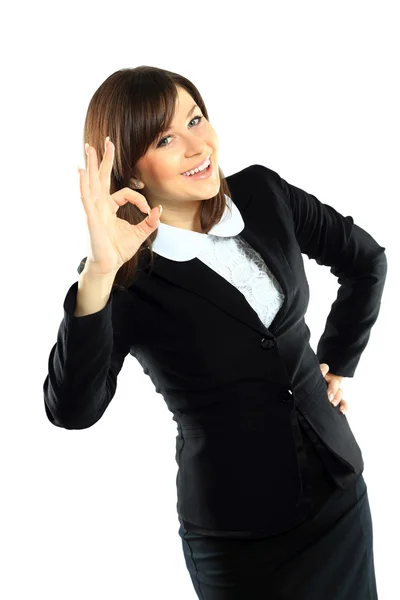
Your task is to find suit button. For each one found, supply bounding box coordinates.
[260,337,276,349]
[279,389,293,403]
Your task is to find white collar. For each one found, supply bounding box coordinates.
[152,195,245,262]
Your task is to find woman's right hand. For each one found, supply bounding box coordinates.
[78,137,162,277]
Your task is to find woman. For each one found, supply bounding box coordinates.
[43,66,386,599]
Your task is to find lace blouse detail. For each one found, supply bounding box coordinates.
[197,233,285,328]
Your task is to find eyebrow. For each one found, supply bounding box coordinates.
[186,103,198,118]
[156,104,200,145]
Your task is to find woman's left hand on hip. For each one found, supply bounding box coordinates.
[320,363,349,415]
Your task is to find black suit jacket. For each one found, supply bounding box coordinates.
[43,164,387,539]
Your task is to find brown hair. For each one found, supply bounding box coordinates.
[82,65,233,290]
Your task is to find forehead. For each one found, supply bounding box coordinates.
[174,86,196,112]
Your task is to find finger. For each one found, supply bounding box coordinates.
[78,166,93,217]
[320,363,329,376]
[111,187,151,214]
[98,137,113,189]
[87,145,101,200]
[339,399,349,414]
[140,204,162,229]
[330,387,343,406]
[84,143,89,183]
[328,383,341,403]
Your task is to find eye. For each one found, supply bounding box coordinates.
[157,115,204,148]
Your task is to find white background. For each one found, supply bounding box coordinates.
[1,0,398,598]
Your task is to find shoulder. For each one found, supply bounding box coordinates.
[226,164,289,218]
[225,164,286,202]
[226,163,282,184]
[248,164,286,193]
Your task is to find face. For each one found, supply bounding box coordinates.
[131,86,220,232]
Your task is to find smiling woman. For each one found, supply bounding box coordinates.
[82,66,230,289]
[46,60,384,600]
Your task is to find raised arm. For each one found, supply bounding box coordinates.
[43,268,134,429]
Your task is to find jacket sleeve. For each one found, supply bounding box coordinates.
[274,168,387,378]
[43,258,134,430]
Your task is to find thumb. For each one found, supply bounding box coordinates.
[144,204,162,230]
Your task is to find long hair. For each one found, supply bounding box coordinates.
[82,66,233,290]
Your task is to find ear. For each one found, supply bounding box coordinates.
[130,177,142,188]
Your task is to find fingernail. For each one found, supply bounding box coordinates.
[159,204,163,216]
[329,393,334,401]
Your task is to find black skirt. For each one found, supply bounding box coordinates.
[178,415,378,599]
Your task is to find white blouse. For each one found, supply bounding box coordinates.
[151,194,285,329]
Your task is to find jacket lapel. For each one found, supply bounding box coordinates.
[148,224,294,336]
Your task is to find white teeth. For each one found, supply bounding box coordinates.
[182,156,211,176]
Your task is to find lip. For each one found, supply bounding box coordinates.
[181,154,211,174]
[181,156,214,181]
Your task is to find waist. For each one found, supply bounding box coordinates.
[174,375,328,436]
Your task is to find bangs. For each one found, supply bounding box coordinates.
[129,75,179,153]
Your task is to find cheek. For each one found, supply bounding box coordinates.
[146,161,177,182]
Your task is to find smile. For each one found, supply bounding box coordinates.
[181,156,211,176]
[180,157,214,181]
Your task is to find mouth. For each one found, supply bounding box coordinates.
[180,156,214,180]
